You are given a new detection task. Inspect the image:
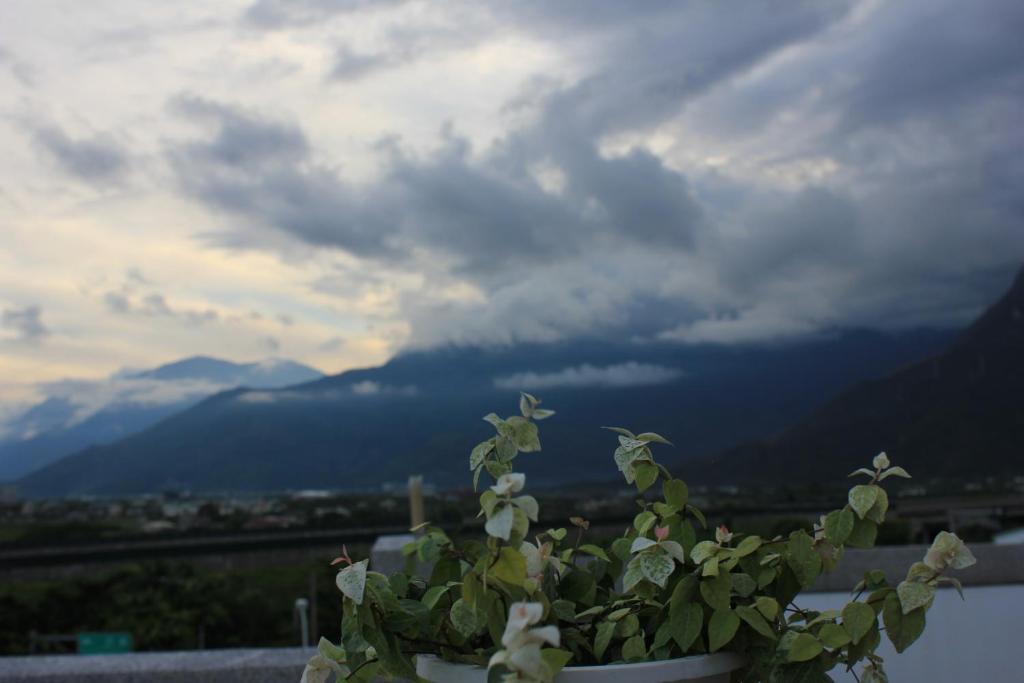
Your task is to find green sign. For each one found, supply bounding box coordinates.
[77,632,133,655]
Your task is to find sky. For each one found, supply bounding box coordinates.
[0,0,1022,412]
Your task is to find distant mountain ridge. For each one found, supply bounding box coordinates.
[13,326,957,497]
[707,266,1024,484]
[124,356,321,385]
[0,357,323,481]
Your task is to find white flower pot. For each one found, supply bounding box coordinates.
[416,653,745,683]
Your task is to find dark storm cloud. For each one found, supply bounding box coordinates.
[168,99,706,278]
[32,124,128,182]
[520,1,851,139]
[189,0,1023,346]
[2,305,49,340]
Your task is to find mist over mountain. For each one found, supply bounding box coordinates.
[707,266,1024,484]
[0,357,322,481]
[14,326,955,497]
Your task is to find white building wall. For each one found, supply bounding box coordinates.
[799,584,1022,682]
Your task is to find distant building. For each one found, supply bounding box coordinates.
[994,528,1024,545]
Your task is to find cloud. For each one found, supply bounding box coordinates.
[32,124,128,181]
[2,305,50,341]
[319,336,346,352]
[0,46,34,86]
[235,389,301,404]
[350,380,416,396]
[103,289,219,327]
[4,359,323,438]
[4,0,1023,374]
[242,0,408,29]
[494,362,684,390]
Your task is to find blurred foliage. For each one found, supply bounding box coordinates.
[0,554,369,655]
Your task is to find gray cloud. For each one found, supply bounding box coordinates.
[179,0,1024,348]
[2,305,50,340]
[329,11,486,82]
[494,362,684,390]
[103,290,219,327]
[168,99,705,279]
[0,46,34,86]
[242,0,407,29]
[32,124,128,182]
[319,336,346,352]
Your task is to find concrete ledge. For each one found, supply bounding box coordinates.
[809,542,1023,592]
[371,533,431,577]
[0,647,312,682]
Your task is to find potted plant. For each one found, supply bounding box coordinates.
[303,394,976,683]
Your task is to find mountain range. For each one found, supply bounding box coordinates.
[0,357,322,481]
[13,266,1022,498]
[707,265,1024,484]
[14,333,951,497]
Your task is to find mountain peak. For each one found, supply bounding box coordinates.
[1012,263,1024,294]
[958,263,1024,348]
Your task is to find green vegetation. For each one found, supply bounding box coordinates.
[0,554,370,655]
[305,395,975,683]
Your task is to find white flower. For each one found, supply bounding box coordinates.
[508,643,548,680]
[300,654,345,683]
[873,452,891,470]
[492,473,526,495]
[923,531,976,572]
[491,602,562,682]
[485,504,515,540]
[715,525,733,545]
[502,602,543,645]
[521,541,563,579]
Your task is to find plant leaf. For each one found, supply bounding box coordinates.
[634,462,658,492]
[336,560,368,605]
[636,431,673,445]
[708,609,740,653]
[578,544,610,561]
[630,537,658,553]
[511,495,539,522]
[700,573,732,611]
[849,485,880,519]
[787,633,823,662]
[787,530,822,588]
[661,540,687,565]
[638,547,676,588]
[882,592,926,653]
[670,602,703,652]
[734,535,762,558]
[691,540,719,565]
[841,601,876,645]
[449,598,479,638]
[824,508,855,546]
[897,580,935,614]
[485,504,514,541]
[663,479,689,511]
[736,605,775,639]
[594,621,616,661]
[755,596,779,621]
[491,548,527,586]
[818,623,851,648]
[880,466,911,480]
